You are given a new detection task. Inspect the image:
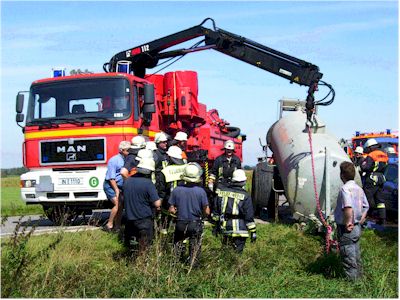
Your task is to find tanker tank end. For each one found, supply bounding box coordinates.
[253,100,360,224]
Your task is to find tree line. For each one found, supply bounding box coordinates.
[1,167,29,177]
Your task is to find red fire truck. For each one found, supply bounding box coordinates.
[15,18,332,223]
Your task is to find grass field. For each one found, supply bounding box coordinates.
[1,222,398,298]
[1,176,43,216]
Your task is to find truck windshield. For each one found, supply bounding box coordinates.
[26,78,131,124]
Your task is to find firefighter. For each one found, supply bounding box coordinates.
[120,135,146,179]
[123,157,161,253]
[146,141,157,152]
[136,149,156,183]
[153,132,170,195]
[212,169,256,254]
[102,140,131,232]
[353,146,366,184]
[360,138,388,225]
[353,146,365,167]
[187,139,208,185]
[172,131,188,163]
[168,163,210,266]
[158,145,187,233]
[208,140,242,191]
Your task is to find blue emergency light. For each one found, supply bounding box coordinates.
[52,68,66,77]
[355,131,360,137]
[116,61,131,74]
[386,129,391,135]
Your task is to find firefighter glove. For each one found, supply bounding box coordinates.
[250,232,257,243]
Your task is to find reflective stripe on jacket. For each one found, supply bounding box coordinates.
[213,183,255,238]
[210,154,242,183]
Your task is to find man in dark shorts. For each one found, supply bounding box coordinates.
[123,157,161,253]
[168,162,210,266]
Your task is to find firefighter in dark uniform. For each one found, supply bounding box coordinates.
[172,131,188,163]
[153,132,170,193]
[360,138,388,225]
[158,145,187,233]
[120,135,146,179]
[208,140,242,192]
[353,146,366,185]
[168,163,210,266]
[123,157,161,254]
[212,169,256,254]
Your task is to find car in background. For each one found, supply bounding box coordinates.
[380,163,398,221]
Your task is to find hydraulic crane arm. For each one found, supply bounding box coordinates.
[104,18,331,120]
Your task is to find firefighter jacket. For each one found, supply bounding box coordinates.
[154,149,169,172]
[158,163,187,202]
[212,183,256,238]
[361,149,388,186]
[210,154,242,184]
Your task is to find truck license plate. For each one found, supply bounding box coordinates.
[58,178,83,185]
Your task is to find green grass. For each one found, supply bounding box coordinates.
[1,176,43,216]
[1,223,397,298]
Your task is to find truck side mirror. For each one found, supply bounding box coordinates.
[16,113,24,123]
[142,104,156,114]
[142,84,156,126]
[144,84,155,104]
[16,93,25,113]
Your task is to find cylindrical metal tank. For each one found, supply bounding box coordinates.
[267,108,361,221]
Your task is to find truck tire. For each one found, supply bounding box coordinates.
[42,205,76,226]
[251,161,274,216]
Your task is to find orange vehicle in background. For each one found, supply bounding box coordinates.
[350,129,398,160]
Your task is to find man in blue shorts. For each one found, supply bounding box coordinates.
[103,141,131,232]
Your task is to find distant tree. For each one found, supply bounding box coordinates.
[1,167,29,177]
[243,165,254,170]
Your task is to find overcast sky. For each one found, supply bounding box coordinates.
[1,0,398,168]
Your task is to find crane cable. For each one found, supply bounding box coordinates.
[307,125,339,254]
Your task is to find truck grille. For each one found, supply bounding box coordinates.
[40,138,106,165]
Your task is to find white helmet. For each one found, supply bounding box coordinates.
[232,169,247,182]
[224,140,235,150]
[145,141,157,151]
[364,138,378,149]
[131,135,146,149]
[154,132,168,143]
[182,162,203,183]
[174,131,188,141]
[137,157,155,174]
[354,146,364,155]
[118,141,131,151]
[386,146,396,154]
[167,146,183,159]
[136,149,154,161]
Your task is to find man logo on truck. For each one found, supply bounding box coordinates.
[57,145,87,153]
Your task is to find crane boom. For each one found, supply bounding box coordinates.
[104,18,329,120]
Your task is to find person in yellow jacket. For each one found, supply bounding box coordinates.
[158,146,187,233]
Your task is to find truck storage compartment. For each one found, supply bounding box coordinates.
[163,71,199,118]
